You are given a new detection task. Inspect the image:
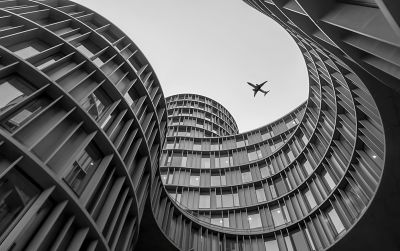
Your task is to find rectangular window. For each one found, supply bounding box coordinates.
[211,175,220,186]
[193,142,201,151]
[201,157,210,169]
[81,88,111,122]
[271,206,286,227]
[248,212,262,229]
[287,150,295,162]
[220,156,230,168]
[241,170,252,183]
[284,235,294,251]
[64,144,102,196]
[264,239,279,251]
[303,159,313,175]
[190,174,200,186]
[233,192,240,206]
[211,217,223,227]
[248,150,258,162]
[181,156,187,167]
[222,194,233,208]
[256,188,266,202]
[0,75,35,114]
[270,184,277,198]
[327,207,345,234]
[11,39,49,59]
[199,194,210,208]
[1,98,49,133]
[323,170,336,190]
[305,188,317,209]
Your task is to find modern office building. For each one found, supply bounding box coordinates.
[0,0,167,250]
[0,0,400,251]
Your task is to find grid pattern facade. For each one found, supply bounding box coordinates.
[0,0,167,250]
[148,16,391,251]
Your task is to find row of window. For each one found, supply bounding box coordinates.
[168,106,238,133]
[165,168,336,210]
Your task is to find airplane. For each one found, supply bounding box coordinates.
[247,81,270,97]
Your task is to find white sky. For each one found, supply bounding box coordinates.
[78,0,308,132]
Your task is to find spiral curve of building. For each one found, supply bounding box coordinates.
[0,0,399,251]
[140,1,400,251]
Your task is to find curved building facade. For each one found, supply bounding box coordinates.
[143,2,400,249]
[0,0,167,250]
[0,1,400,251]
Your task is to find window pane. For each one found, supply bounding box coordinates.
[323,171,336,190]
[327,207,345,234]
[264,239,279,251]
[303,159,313,175]
[305,188,317,209]
[248,212,262,229]
[271,206,285,227]
[0,75,35,113]
[199,194,210,208]
[256,188,266,202]
[64,144,102,196]
[190,175,200,186]
[241,170,252,183]
[1,98,49,132]
[201,157,210,169]
[211,175,220,186]
[222,194,233,207]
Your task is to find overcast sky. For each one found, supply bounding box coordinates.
[78,0,308,132]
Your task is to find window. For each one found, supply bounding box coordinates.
[181,156,187,167]
[247,212,262,229]
[199,194,210,208]
[190,174,200,186]
[201,157,210,169]
[256,188,266,202]
[327,207,345,234]
[221,174,226,185]
[1,98,49,133]
[305,188,317,209]
[165,142,174,149]
[193,142,201,151]
[0,169,40,237]
[323,170,336,190]
[0,75,35,114]
[287,150,295,162]
[11,39,49,59]
[211,217,223,227]
[284,235,294,251]
[64,144,102,196]
[271,206,286,227]
[270,184,277,198]
[264,239,279,251]
[302,159,313,175]
[305,227,316,251]
[211,175,220,186]
[241,170,252,183]
[81,88,111,122]
[260,164,269,178]
[233,192,240,206]
[222,194,233,207]
[220,156,231,168]
[248,149,262,161]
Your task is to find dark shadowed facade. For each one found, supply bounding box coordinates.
[0,0,400,251]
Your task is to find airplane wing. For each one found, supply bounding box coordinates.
[259,80,268,88]
[260,89,270,96]
[253,89,258,97]
[247,82,256,88]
